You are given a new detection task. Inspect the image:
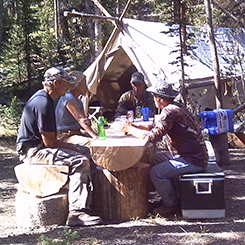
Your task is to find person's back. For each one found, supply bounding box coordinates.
[55,71,97,145]
[121,80,208,218]
[17,89,55,154]
[56,92,83,132]
[152,102,208,166]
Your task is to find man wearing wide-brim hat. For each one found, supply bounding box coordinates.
[121,79,208,217]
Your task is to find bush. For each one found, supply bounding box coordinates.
[0,96,22,134]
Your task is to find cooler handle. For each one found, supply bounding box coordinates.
[194,179,213,194]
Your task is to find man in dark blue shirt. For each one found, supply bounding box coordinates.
[16,67,101,226]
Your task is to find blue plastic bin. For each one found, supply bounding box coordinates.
[199,109,234,135]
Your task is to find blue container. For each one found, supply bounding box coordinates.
[199,109,234,135]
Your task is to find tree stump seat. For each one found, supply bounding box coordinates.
[14,163,69,227]
[15,190,68,227]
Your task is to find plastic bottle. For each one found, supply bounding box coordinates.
[135,106,142,118]
[97,116,106,140]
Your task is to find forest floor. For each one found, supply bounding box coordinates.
[1,135,245,245]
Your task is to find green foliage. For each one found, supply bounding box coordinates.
[151,1,174,23]
[0,96,22,134]
[1,24,27,85]
[38,227,79,245]
[1,0,245,111]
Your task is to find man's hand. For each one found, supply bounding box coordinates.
[121,121,132,134]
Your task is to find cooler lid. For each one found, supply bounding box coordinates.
[180,171,224,180]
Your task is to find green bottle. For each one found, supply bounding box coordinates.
[97,116,106,140]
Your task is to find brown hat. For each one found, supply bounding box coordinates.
[147,80,178,99]
[44,67,75,83]
[130,72,145,84]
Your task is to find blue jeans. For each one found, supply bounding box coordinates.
[150,151,205,207]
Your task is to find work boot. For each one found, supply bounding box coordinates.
[148,199,163,211]
[152,203,180,217]
[66,211,102,226]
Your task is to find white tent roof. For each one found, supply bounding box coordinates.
[84,18,245,111]
[121,19,213,83]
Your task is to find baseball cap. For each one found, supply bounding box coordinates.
[130,72,145,84]
[147,80,178,99]
[44,67,76,83]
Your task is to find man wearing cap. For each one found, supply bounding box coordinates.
[16,67,102,226]
[121,80,208,217]
[114,71,156,119]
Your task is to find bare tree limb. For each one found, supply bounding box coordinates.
[211,0,245,28]
[64,11,118,22]
[91,0,112,18]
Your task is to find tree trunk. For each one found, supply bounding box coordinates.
[0,0,3,54]
[205,0,222,108]
[178,0,188,105]
[54,0,59,39]
[85,0,95,62]
[59,0,70,40]
[205,0,229,166]
[94,0,102,56]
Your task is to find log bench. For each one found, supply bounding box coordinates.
[14,164,69,227]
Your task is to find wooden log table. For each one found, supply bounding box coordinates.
[90,118,153,171]
[90,119,155,221]
[90,135,149,171]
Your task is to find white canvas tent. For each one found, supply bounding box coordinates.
[84,18,245,114]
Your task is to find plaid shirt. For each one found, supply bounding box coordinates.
[147,103,208,167]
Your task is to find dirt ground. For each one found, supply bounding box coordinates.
[1,135,245,245]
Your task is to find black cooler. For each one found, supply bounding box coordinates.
[179,141,225,219]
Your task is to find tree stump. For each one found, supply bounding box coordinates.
[93,162,150,221]
[14,164,69,227]
[14,164,69,197]
[15,190,68,227]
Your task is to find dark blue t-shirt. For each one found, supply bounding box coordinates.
[16,89,56,145]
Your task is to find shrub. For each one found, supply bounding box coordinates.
[0,96,22,134]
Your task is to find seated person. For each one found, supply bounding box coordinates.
[16,67,101,226]
[121,80,208,217]
[114,72,156,119]
[55,71,97,146]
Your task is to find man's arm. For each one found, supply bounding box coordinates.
[115,92,131,119]
[66,100,97,139]
[41,131,81,153]
[121,121,150,140]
